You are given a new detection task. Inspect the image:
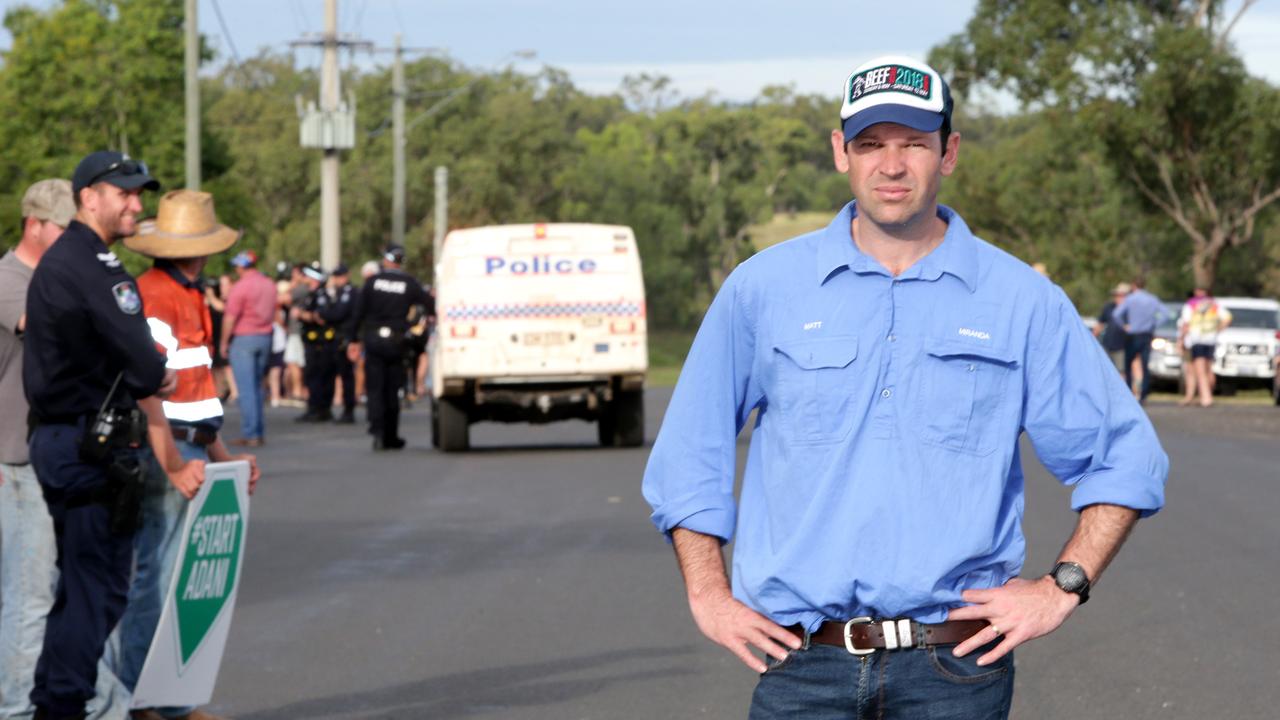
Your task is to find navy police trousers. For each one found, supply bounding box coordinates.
[27,422,134,718]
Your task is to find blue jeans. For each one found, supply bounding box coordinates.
[749,638,1014,719]
[230,333,272,440]
[1,462,130,720]
[1124,332,1154,400]
[111,442,201,717]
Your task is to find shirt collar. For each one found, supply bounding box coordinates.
[155,259,204,291]
[815,202,979,293]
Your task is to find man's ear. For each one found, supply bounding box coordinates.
[940,132,961,177]
[831,129,850,173]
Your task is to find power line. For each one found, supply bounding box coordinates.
[209,0,244,69]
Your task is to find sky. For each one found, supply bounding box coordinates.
[2,0,1279,104]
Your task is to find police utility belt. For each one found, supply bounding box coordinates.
[66,372,149,536]
[304,326,338,344]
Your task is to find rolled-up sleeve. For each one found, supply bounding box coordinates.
[643,269,758,543]
[1022,290,1167,517]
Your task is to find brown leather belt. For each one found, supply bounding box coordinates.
[171,426,217,447]
[789,619,990,654]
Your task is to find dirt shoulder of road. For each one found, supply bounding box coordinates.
[1145,398,1280,442]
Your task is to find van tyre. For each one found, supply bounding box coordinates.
[430,400,441,448]
[437,397,470,452]
[599,390,644,448]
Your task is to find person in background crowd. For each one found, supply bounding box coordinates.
[1178,287,1231,408]
[347,245,429,450]
[284,264,310,406]
[1093,282,1131,372]
[354,260,381,403]
[1112,276,1167,404]
[221,250,276,446]
[1,178,131,720]
[117,189,260,720]
[642,56,1168,718]
[327,265,358,423]
[295,264,334,422]
[267,279,291,408]
[203,275,236,402]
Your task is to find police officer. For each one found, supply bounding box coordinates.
[295,262,336,422]
[326,264,358,423]
[346,245,429,450]
[22,152,193,720]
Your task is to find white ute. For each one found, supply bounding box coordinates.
[430,223,648,451]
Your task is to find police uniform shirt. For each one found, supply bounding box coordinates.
[23,220,167,421]
[348,268,429,345]
[321,283,356,334]
[301,286,337,343]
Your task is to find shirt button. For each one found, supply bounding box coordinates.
[881,388,892,399]
[966,364,976,372]
[887,334,897,342]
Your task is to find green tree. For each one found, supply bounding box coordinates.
[932,0,1280,292]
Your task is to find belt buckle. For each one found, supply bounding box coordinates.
[843,616,875,656]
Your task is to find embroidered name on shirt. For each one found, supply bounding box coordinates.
[373,278,408,294]
[958,327,990,340]
[804,321,823,331]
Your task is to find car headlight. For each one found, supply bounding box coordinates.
[1151,338,1167,351]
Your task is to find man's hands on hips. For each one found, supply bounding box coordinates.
[688,586,802,673]
[671,527,801,673]
[946,575,1079,666]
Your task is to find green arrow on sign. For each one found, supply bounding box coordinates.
[173,478,243,667]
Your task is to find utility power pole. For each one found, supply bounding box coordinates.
[433,165,448,275]
[291,0,370,270]
[391,34,406,247]
[184,0,200,190]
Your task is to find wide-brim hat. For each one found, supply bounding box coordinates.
[124,189,242,259]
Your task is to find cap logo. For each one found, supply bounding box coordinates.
[848,64,932,104]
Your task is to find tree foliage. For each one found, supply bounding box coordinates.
[932,0,1280,292]
[2,0,1279,329]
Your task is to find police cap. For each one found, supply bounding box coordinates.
[383,244,406,264]
[72,151,161,194]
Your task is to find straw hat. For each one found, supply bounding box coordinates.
[124,190,241,259]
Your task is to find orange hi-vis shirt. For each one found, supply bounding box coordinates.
[137,264,223,429]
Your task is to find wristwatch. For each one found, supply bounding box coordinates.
[1049,561,1091,604]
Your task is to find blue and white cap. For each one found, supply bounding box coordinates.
[840,55,952,143]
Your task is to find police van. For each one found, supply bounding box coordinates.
[430,223,647,451]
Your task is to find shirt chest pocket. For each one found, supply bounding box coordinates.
[771,336,861,445]
[915,338,1018,456]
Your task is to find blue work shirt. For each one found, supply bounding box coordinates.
[1112,289,1166,334]
[642,202,1168,632]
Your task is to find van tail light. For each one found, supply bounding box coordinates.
[609,320,637,334]
[449,324,477,338]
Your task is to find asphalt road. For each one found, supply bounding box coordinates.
[9,390,1277,718]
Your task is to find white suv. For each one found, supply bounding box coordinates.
[1212,297,1280,391]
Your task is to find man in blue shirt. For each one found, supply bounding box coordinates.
[1112,277,1167,403]
[642,56,1168,719]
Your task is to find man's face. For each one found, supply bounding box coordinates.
[24,216,66,259]
[332,274,348,288]
[830,122,959,231]
[80,183,144,241]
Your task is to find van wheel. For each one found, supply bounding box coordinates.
[437,397,470,452]
[1273,381,1280,406]
[430,400,441,448]
[609,391,645,448]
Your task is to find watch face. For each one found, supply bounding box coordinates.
[1054,562,1088,593]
